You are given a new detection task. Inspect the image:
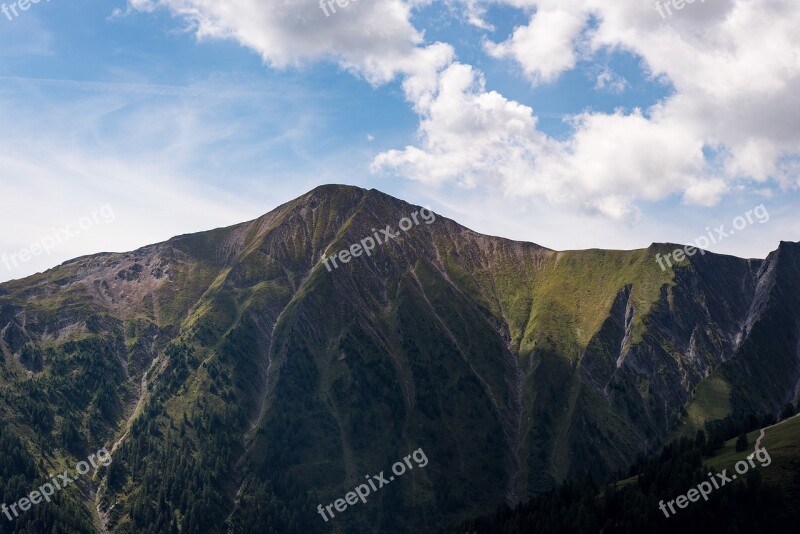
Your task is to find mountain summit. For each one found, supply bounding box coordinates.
[1,185,798,533]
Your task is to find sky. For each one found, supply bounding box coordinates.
[1,0,798,282]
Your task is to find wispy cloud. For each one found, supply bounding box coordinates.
[594,68,627,94]
[0,71,336,281]
[0,76,275,98]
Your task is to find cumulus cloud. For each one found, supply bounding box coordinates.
[126,0,800,219]
[371,63,714,219]
[485,5,588,85]
[373,63,548,188]
[375,0,800,215]
[123,0,452,85]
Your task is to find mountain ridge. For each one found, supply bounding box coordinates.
[0,184,798,533]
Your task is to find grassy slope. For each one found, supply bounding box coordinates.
[705,415,800,489]
[525,248,676,355]
[499,248,676,484]
[669,371,733,441]
[617,414,800,491]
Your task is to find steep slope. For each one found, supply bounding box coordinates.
[0,185,798,533]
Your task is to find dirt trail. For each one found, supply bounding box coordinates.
[748,412,800,459]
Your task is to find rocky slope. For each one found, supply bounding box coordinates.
[0,185,797,533]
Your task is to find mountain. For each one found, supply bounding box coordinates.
[0,185,798,533]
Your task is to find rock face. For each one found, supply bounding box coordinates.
[0,184,798,533]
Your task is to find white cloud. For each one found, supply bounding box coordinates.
[124,0,800,220]
[373,63,547,188]
[371,64,715,219]
[0,76,328,282]
[375,0,800,217]
[124,0,452,86]
[485,5,588,85]
[442,0,494,30]
[594,68,627,93]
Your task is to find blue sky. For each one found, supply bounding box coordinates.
[1,0,798,282]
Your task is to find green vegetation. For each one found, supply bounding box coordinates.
[673,372,733,440]
[0,186,797,533]
[0,423,97,533]
[449,412,800,533]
